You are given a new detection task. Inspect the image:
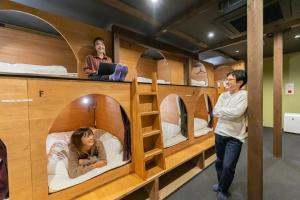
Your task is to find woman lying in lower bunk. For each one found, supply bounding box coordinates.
[68,127,107,178]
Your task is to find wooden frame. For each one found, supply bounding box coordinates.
[0,2,219,199]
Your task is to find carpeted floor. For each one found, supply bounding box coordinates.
[166,128,300,200]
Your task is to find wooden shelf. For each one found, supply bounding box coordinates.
[165,136,215,172]
[140,111,159,116]
[146,166,164,178]
[138,92,157,96]
[143,129,161,138]
[144,148,163,161]
[159,163,202,199]
[204,154,217,167]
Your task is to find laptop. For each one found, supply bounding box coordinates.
[97,62,117,76]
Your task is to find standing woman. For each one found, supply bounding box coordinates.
[212,70,247,200]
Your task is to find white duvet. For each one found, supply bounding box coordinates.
[46,130,129,193]
[0,61,77,77]
[194,118,212,137]
[162,121,187,148]
[137,76,171,84]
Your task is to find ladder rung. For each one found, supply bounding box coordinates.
[138,92,157,96]
[140,111,159,116]
[143,130,160,138]
[144,148,163,161]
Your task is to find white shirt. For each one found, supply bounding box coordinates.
[213,90,248,142]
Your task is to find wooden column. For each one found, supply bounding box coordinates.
[273,32,283,158]
[247,0,263,199]
[113,32,120,63]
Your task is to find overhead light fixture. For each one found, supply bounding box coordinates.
[235,50,240,53]
[151,0,158,3]
[295,34,300,39]
[208,32,214,38]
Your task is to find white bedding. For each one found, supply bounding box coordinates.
[0,62,77,77]
[191,79,208,86]
[47,130,129,193]
[137,76,171,84]
[194,118,212,137]
[162,121,187,148]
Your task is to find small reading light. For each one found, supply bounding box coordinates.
[208,32,215,38]
[235,50,240,53]
[295,34,300,39]
[82,97,90,105]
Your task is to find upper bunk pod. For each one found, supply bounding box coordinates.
[0,10,78,78]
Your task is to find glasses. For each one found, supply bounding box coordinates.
[225,78,236,82]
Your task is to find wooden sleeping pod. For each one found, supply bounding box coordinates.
[0,1,218,199]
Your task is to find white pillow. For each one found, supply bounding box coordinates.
[191,79,208,86]
[99,133,123,161]
[162,121,181,140]
[47,142,69,175]
[194,118,208,131]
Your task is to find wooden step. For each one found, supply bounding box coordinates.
[143,129,160,138]
[140,111,159,116]
[144,148,163,161]
[138,92,157,96]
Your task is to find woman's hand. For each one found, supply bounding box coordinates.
[78,159,86,165]
[92,160,107,169]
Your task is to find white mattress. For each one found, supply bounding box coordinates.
[194,118,212,137]
[47,130,129,193]
[162,121,187,148]
[137,76,171,84]
[0,61,77,77]
[164,134,187,148]
[194,127,212,137]
[191,79,208,86]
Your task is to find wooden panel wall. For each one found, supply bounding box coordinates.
[157,59,171,82]
[0,27,77,72]
[50,94,94,133]
[95,95,125,143]
[136,57,157,79]
[119,40,144,81]
[26,79,131,200]
[0,78,32,200]
[214,60,246,82]
[160,94,180,124]
[194,95,208,120]
[0,1,112,77]
[189,59,214,87]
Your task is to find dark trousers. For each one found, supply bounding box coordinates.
[215,134,242,194]
[89,63,116,80]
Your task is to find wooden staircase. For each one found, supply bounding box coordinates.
[131,73,166,180]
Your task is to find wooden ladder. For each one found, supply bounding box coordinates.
[131,73,166,180]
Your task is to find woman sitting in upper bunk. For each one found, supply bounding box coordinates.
[84,37,128,81]
[68,127,107,178]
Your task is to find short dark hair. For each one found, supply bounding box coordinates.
[227,70,247,88]
[70,127,94,151]
[93,37,104,46]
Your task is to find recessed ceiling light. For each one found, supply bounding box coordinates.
[151,0,158,3]
[235,50,240,53]
[295,34,300,39]
[208,32,214,38]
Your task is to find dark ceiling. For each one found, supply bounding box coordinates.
[1,0,300,65]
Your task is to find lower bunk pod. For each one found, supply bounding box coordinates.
[26,79,133,200]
